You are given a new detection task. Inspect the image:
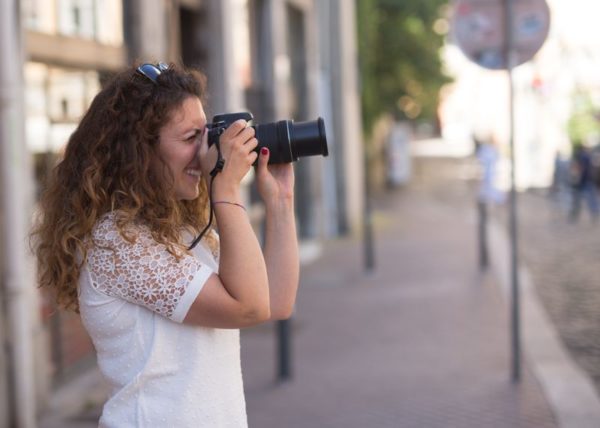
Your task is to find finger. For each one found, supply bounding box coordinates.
[236,126,255,145]
[222,119,247,139]
[248,150,259,166]
[257,147,270,173]
[244,137,259,152]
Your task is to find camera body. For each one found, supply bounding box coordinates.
[207,112,328,164]
[206,112,254,148]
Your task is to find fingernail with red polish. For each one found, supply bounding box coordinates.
[261,147,269,155]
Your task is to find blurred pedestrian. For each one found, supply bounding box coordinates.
[549,150,571,211]
[32,62,299,427]
[475,134,505,205]
[569,144,600,222]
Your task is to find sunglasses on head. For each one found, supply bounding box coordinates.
[136,62,169,84]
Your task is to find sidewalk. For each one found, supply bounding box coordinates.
[241,164,558,427]
[40,157,597,427]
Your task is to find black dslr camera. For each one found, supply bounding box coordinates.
[207,112,328,164]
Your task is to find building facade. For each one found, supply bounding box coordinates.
[0,0,364,425]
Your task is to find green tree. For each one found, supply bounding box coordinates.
[357,0,451,137]
[567,93,600,148]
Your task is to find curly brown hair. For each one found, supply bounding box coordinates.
[32,62,216,312]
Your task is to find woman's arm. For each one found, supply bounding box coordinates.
[256,151,299,319]
[263,197,299,319]
[184,120,270,328]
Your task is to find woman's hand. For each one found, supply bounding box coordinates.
[199,120,258,198]
[255,148,295,209]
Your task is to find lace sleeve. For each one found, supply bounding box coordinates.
[86,214,213,322]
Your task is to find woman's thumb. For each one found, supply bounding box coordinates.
[258,146,270,171]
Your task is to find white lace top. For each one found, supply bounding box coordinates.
[78,212,247,427]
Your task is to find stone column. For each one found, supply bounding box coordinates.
[204,0,247,114]
[0,0,37,426]
[318,0,364,235]
[123,0,169,62]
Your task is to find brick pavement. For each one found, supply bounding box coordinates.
[241,164,558,428]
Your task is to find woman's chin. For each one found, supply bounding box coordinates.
[177,187,200,201]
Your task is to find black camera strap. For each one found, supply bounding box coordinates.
[210,139,225,177]
[188,140,225,250]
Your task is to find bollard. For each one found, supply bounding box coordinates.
[363,148,375,273]
[478,200,489,270]
[276,319,292,381]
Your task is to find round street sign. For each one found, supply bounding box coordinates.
[452,0,550,70]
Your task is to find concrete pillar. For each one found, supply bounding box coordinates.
[0,0,37,426]
[124,0,169,62]
[317,0,364,235]
[0,294,8,427]
[255,0,326,239]
[204,0,247,114]
[263,0,289,119]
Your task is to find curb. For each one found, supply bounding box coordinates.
[488,219,600,428]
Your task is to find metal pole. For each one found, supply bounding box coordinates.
[363,146,375,272]
[477,200,489,270]
[504,0,521,383]
[0,0,38,426]
[276,319,292,380]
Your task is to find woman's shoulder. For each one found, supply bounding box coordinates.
[91,211,117,240]
[94,211,117,228]
[91,211,148,246]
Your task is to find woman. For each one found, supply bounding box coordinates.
[32,62,299,427]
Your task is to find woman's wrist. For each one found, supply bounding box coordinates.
[212,200,247,211]
[264,196,294,215]
[211,177,242,203]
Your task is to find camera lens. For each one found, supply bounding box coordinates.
[254,118,328,164]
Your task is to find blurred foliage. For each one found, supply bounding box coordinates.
[357,0,452,137]
[567,93,600,148]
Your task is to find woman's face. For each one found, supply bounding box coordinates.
[156,97,207,200]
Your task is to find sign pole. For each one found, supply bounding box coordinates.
[504,0,521,383]
[452,0,549,383]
